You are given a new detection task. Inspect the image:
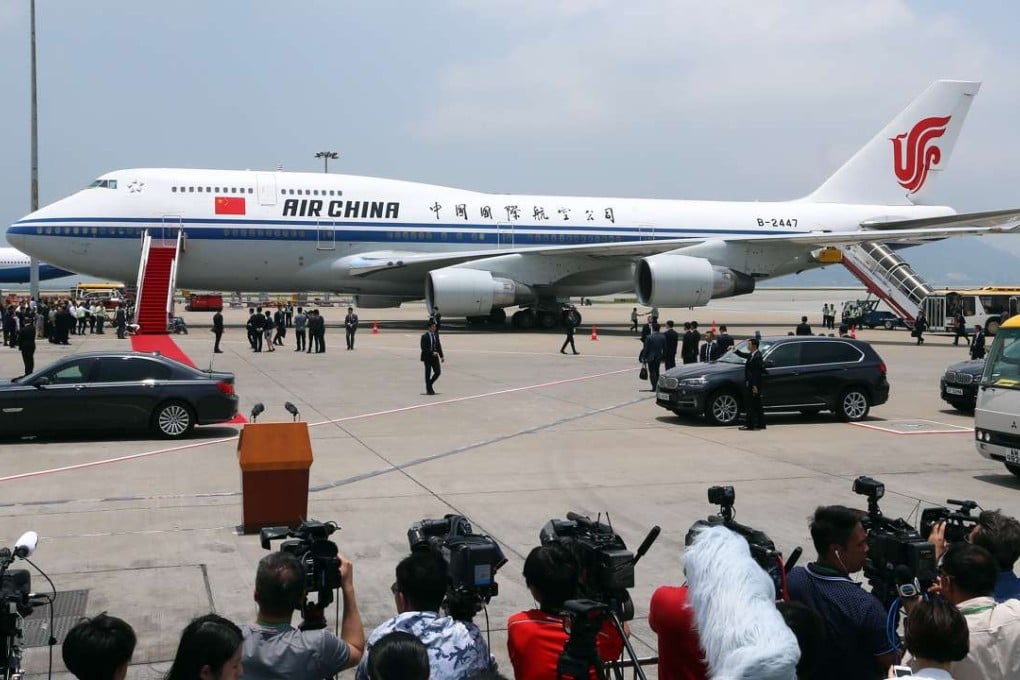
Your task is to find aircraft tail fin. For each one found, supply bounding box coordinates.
[806,80,980,206]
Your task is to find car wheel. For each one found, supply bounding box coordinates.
[884,320,893,330]
[705,390,741,426]
[1006,463,1020,478]
[153,400,195,438]
[837,388,870,422]
[948,399,975,413]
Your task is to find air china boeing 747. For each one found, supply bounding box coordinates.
[7,80,1020,327]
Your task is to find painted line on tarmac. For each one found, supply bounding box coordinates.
[0,367,635,484]
[849,419,973,435]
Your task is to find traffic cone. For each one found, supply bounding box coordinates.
[590,326,599,341]
[850,324,856,339]
[372,320,380,335]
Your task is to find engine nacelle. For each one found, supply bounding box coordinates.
[425,268,527,316]
[635,253,755,307]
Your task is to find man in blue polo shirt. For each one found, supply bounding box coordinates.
[787,505,897,680]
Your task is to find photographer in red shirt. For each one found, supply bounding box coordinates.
[507,544,625,680]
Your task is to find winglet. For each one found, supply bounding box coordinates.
[806,80,980,206]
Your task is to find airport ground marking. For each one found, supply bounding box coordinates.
[0,367,637,484]
[849,419,973,435]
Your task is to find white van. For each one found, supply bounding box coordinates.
[975,314,1020,477]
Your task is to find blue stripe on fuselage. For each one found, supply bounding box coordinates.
[0,264,75,283]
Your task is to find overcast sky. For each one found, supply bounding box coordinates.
[3,1,1020,261]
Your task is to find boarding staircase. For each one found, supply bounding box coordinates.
[839,242,933,324]
[134,230,182,335]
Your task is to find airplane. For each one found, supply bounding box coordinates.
[0,246,74,284]
[7,80,1020,328]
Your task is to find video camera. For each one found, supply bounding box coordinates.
[540,512,660,621]
[260,520,342,609]
[920,498,980,544]
[852,476,936,606]
[407,514,507,620]
[0,532,42,680]
[686,486,801,599]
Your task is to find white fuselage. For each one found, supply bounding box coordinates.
[7,168,954,297]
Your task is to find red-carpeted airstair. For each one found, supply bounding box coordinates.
[134,231,180,335]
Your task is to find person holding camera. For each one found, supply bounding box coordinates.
[927,543,1020,680]
[506,544,626,680]
[62,613,137,680]
[786,505,897,680]
[356,551,494,680]
[928,509,1020,603]
[241,551,364,680]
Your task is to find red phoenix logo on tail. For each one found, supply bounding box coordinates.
[891,116,951,194]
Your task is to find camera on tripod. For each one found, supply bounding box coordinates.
[260,520,342,608]
[407,514,507,620]
[852,476,936,606]
[687,486,800,598]
[540,512,660,622]
[920,498,980,544]
[1,531,42,680]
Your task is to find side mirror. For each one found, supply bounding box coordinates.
[764,359,775,368]
[33,376,51,388]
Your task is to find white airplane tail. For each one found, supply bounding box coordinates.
[807,80,980,206]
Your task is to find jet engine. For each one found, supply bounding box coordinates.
[635,253,755,307]
[425,268,529,316]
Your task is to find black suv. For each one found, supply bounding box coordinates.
[655,336,889,425]
[940,358,984,412]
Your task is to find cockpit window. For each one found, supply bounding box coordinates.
[88,179,118,189]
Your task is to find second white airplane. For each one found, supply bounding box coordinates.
[7,80,1020,327]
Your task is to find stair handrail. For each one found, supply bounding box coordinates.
[166,229,183,321]
[134,229,152,324]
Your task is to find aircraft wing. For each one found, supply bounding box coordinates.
[345,208,1020,277]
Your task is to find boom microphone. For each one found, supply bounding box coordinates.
[14,531,38,558]
[633,525,661,564]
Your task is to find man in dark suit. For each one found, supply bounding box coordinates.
[970,324,987,360]
[212,309,224,353]
[344,306,359,350]
[560,314,579,354]
[795,316,813,336]
[642,326,667,391]
[681,322,698,364]
[420,320,444,395]
[736,338,767,430]
[716,325,734,354]
[699,331,718,362]
[663,320,680,370]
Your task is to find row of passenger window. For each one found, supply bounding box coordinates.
[172,186,253,194]
[280,188,340,196]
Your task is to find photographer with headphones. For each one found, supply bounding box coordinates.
[786,506,897,680]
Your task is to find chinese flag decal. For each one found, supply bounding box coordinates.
[215,196,246,215]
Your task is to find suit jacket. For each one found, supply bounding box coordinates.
[420,331,444,362]
[664,329,680,357]
[743,350,766,389]
[716,333,734,353]
[643,332,667,363]
[699,342,717,362]
[564,319,575,336]
[212,312,224,331]
[681,330,699,358]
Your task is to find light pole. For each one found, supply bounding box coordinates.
[315,151,338,173]
[28,0,40,302]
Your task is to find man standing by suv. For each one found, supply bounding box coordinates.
[736,338,766,431]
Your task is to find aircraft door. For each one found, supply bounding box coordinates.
[497,221,514,248]
[257,174,277,206]
[639,224,655,241]
[317,221,335,250]
[161,215,183,248]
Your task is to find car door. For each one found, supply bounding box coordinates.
[761,342,803,407]
[798,342,863,405]
[91,357,173,429]
[28,357,99,432]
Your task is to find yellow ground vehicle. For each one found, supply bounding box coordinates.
[975,314,1020,477]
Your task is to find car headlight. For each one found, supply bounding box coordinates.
[679,376,709,387]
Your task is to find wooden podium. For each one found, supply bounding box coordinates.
[237,422,313,534]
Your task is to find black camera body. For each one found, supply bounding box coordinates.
[852,476,936,606]
[920,499,980,544]
[407,515,507,619]
[260,520,342,608]
[688,486,792,598]
[540,513,637,621]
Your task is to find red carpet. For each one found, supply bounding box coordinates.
[131,334,247,424]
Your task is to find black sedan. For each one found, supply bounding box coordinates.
[0,351,238,439]
[655,336,890,425]
[940,358,984,412]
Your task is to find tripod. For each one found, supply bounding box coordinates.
[556,600,648,680]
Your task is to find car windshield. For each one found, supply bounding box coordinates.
[982,327,1020,390]
[717,339,774,364]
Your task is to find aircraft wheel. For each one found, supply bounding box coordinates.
[537,310,559,329]
[489,308,507,325]
[512,310,536,330]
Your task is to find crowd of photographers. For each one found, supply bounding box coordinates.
[55,491,1020,680]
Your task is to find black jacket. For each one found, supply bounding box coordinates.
[664,329,680,357]
[420,331,444,361]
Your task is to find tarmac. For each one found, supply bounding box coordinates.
[1,289,1018,679]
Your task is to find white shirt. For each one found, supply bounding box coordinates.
[914,669,953,679]
[952,596,1020,680]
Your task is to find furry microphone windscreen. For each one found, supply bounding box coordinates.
[685,525,800,680]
